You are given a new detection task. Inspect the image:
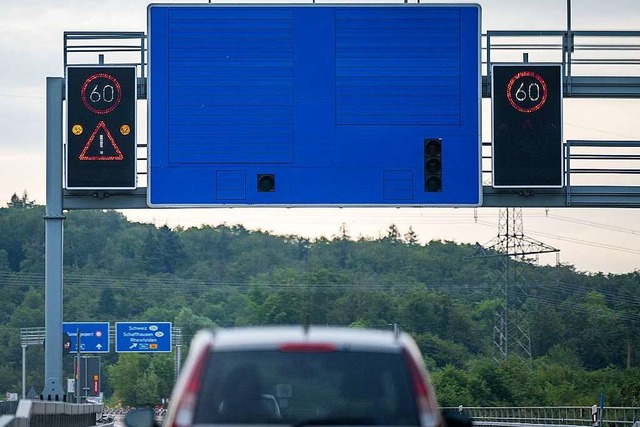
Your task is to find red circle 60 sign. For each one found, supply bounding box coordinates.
[81,73,123,115]
[506,71,548,113]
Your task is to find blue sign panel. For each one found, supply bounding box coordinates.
[63,322,110,354]
[148,4,481,207]
[115,322,172,353]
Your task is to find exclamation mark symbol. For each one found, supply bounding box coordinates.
[99,134,104,155]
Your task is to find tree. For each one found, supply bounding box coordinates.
[385,224,401,244]
[150,354,176,401]
[0,206,637,405]
[569,291,625,369]
[404,226,419,245]
[0,204,45,271]
[431,364,476,406]
[619,367,640,406]
[336,223,350,241]
[109,354,144,405]
[0,249,9,271]
[108,354,169,407]
[7,191,35,209]
[140,229,165,274]
[98,287,116,316]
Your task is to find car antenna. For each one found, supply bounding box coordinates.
[393,323,400,342]
[303,314,311,336]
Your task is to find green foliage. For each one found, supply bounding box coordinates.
[7,191,36,209]
[619,368,640,406]
[431,365,476,407]
[0,200,639,407]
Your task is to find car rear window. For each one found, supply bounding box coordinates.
[193,348,420,425]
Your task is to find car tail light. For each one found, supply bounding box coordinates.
[168,343,211,427]
[278,343,336,352]
[403,348,439,427]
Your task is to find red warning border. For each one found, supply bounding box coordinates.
[81,73,123,115]
[79,121,124,161]
[506,71,548,114]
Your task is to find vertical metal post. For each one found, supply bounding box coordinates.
[175,344,182,380]
[566,140,572,205]
[174,327,182,381]
[504,209,510,357]
[486,33,491,88]
[599,393,604,427]
[42,77,66,401]
[77,329,81,403]
[566,0,573,95]
[21,344,26,400]
[140,34,146,99]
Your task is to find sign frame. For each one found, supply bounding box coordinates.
[62,322,110,354]
[491,63,564,189]
[65,65,137,191]
[147,4,482,208]
[115,322,172,353]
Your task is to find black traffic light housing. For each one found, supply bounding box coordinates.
[257,174,276,192]
[424,138,442,192]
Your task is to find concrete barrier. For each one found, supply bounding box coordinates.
[0,400,103,427]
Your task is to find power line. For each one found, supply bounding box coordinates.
[564,120,640,140]
[546,213,640,235]
[2,270,637,308]
[475,220,640,255]
[0,93,44,100]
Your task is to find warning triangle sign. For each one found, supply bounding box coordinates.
[79,121,124,161]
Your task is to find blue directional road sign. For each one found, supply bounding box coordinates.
[63,322,110,354]
[147,4,482,207]
[115,322,172,353]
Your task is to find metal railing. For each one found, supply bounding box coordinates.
[565,140,640,206]
[63,31,146,98]
[63,29,640,100]
[480,140,640,206]
[484,30,640,97]
[444,406,640,427]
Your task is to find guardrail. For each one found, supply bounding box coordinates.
[0,402,18,417]
[444,406,640,427]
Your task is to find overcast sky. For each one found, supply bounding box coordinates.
[0,0,639,274]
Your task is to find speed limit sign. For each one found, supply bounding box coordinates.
[491,64,563,188]
[66,66,137,190]
[506,71,549,113]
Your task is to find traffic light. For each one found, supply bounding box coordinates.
[257,174,275,192]
[424,138,442,192]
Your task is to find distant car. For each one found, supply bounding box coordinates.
[125,326,470,427]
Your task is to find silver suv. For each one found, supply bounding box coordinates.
[125,326,467,427]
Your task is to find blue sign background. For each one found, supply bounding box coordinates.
[148,4,481,207]
[63,322,110,353]
[115,322,172,353]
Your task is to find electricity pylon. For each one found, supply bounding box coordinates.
[470,208,559,363]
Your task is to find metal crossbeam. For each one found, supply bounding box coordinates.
[59,31,640,209]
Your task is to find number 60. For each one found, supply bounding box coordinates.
[89,85,116,103]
